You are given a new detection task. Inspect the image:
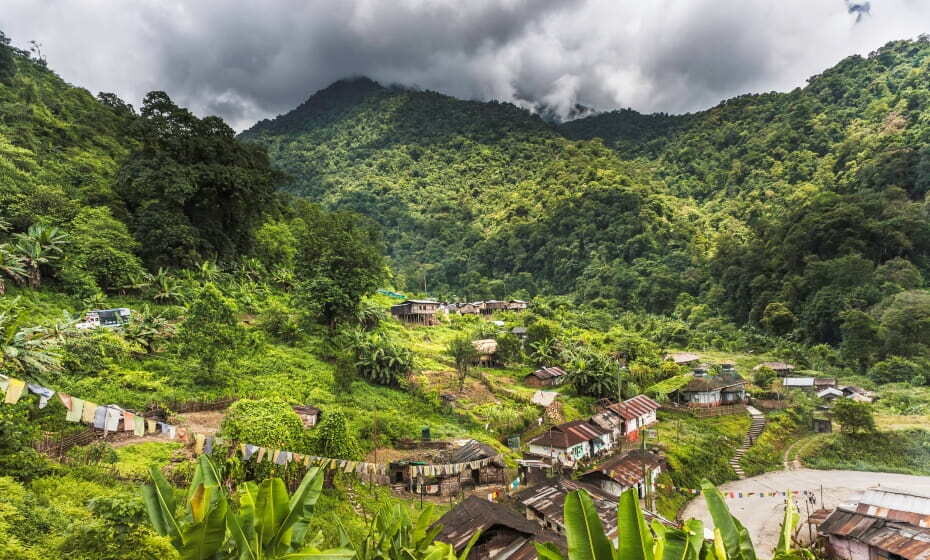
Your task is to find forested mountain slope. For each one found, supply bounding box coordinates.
[244,39,930,353]
[241,78,703,307]
[0,32,136,230]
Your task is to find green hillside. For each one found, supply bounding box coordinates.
[243,39,930,355]
[240,78,702,308]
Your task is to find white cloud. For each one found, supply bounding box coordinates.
[2,0,928,130]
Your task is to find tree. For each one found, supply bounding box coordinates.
[838,309,882,371]
[832,399,876,434]
[66,207,145,293]
[308,411,361,460]
[877,290,930,357]
[446,335,478,392]
[116,91,283,268]
[350,330,413,386]
[11,224,68,288]
[0,244,26,295]
[293,205,388,328]
[761,302,797,336]
[752,366,777,390]
[0,304,60,381]
[0,30,14,83]
[177,283,253,384]
[867,356,922,385]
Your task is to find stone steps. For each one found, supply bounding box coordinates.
[730,407,766,480]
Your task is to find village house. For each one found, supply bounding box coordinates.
[516,479,619,538]
[782,377,838,392]
[453,302,481,315]
[526,420,612,466]
[515,479,677,541]
[480,300,511,315]
[839,385,878,403]
[817,487,930,560]
[472,339,499,366]
[672,372,748,407]
[602,395,660,442]
[664,352,701,367]
[434,496,566,560]
[390,440,505,497]
[291,405,321,428]
[579,449,664,499]
[817,387,846,401]
[507,300,529,312]
[511,326,528,339]
[524,366,567,387]
[390,299,442,325]
[753,361,796,376]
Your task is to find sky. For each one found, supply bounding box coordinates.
[2,0,929,131]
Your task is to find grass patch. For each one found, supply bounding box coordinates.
[802,429,930,475]
[655,411,748,490]
[114,442,183,479]
[740,408,811,477]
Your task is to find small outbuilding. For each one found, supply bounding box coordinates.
[524,366,567,387]
[292,405,321,428]
[664,352,701,366]
[472,339,499,366]
[753,361,796,376]
[672,373,748,407]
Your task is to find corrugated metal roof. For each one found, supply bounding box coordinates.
[783,377,815,387]
[665,352,700,364]
[608,395,660,420]
[584,450,663,487]
[529,366,566,380]
[820,509,930,560]
[527,420,608,449]
[516,480,617,534]
[858,488,930,519]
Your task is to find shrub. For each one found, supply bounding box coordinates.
[351,331,413,386]
[219,398,306,451]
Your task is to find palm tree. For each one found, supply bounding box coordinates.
[0,307,60,383]
[12,224,69,288]
[0,243,26,295]
[151,268,183,303]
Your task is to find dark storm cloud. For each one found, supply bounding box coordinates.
[2,0,928,130]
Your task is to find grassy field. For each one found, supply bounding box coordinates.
[801,429,930,475]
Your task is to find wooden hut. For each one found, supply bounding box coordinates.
[390,300,441,325]
[524,366,567,387]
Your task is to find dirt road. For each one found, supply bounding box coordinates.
[680,468,930,558]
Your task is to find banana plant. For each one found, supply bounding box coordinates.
[143,455,229,560]
[226,466,352,560]
[534,482,759,560]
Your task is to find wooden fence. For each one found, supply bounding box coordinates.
[33,427,139,459]
[157,396,239,414]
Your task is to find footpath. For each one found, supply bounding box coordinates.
[729,406,766,478]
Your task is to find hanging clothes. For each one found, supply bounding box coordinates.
[166,426,177,439]
[274,451,291,465]
[177,427,188,442]
[242,444,258,461]
[27,384,55,408]
[146,419,157,434]
[134,416,146,437]
[123,411,136,431]
[203,436,214,455]
[104,407,121,433]
[93,406,108,430]
[4,378,26,404]
[66,398,84,422]
[193,433,206,455]
[58,393,73,411]
[256,447,267,463]
[82,401,98,424]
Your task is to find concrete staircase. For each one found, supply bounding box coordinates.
[729,406,766,479]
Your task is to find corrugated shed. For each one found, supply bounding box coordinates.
[529,366,566,381]
[820,509,930,560]
[527,420,608,449]
[783,377,815,387]
[584,450,663,487]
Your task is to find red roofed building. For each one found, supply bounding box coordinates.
[590,395,660,443]
[526,420,612,465]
